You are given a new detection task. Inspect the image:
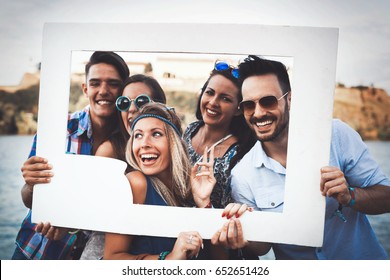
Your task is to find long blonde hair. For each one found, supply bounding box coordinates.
[126,103,192,206]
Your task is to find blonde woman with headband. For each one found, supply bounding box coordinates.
[104,103,227,260]
[80,74,167,260]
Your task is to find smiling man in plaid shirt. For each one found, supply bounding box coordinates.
[12,51,130,260]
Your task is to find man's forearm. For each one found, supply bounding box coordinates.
[352,185,390,214]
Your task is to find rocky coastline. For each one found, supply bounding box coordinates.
[1,73,389,140]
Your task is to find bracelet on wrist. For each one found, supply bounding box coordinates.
[347,187,356,207]
[158,251,170,260]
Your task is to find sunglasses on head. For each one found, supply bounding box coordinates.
[214,61,239,79]
[239,91,289,114]
[115,94,151,112]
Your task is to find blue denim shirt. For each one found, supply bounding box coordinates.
[231,119,390,259]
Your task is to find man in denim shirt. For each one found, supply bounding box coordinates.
[213,55,390,259]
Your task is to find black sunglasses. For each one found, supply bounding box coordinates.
[115,94,151,112]
[239,91,289,114]
[214,61,239,79]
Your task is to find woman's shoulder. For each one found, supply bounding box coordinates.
[126,170,148,204]
[126,170,148,188]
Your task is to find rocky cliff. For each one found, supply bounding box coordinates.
[0,73,39,134]
[333,86,390,140]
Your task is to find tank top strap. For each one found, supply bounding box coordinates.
[144,176,168,206]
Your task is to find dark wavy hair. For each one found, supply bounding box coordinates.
[238,55,291,94]
[195,68,256,169]
[122,74,166,104]
[85,51,130,81]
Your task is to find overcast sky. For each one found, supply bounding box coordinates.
[0,0,389,93]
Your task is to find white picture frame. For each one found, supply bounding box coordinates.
[32,23,338,246]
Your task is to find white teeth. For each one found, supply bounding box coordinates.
[141,154,158,159]
[97,100,111,105]
[207,109,217,115]
[256,120,273,127]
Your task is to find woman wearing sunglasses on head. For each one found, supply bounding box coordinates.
[104,102,224,260]
[80,74,166,260]
[183,61,257,259]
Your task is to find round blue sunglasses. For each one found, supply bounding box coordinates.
[115,94,151,112]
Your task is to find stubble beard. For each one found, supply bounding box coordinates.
[254,103,290,142]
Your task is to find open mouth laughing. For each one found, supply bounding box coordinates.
[140,153,159,164]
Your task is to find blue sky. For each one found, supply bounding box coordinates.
[0,0,389,93]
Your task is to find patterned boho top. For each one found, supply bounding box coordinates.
[183,121,237,208]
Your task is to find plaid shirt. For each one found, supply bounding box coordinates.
[14,106,93,259]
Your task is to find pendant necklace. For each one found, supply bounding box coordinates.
[195,133,233,163]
